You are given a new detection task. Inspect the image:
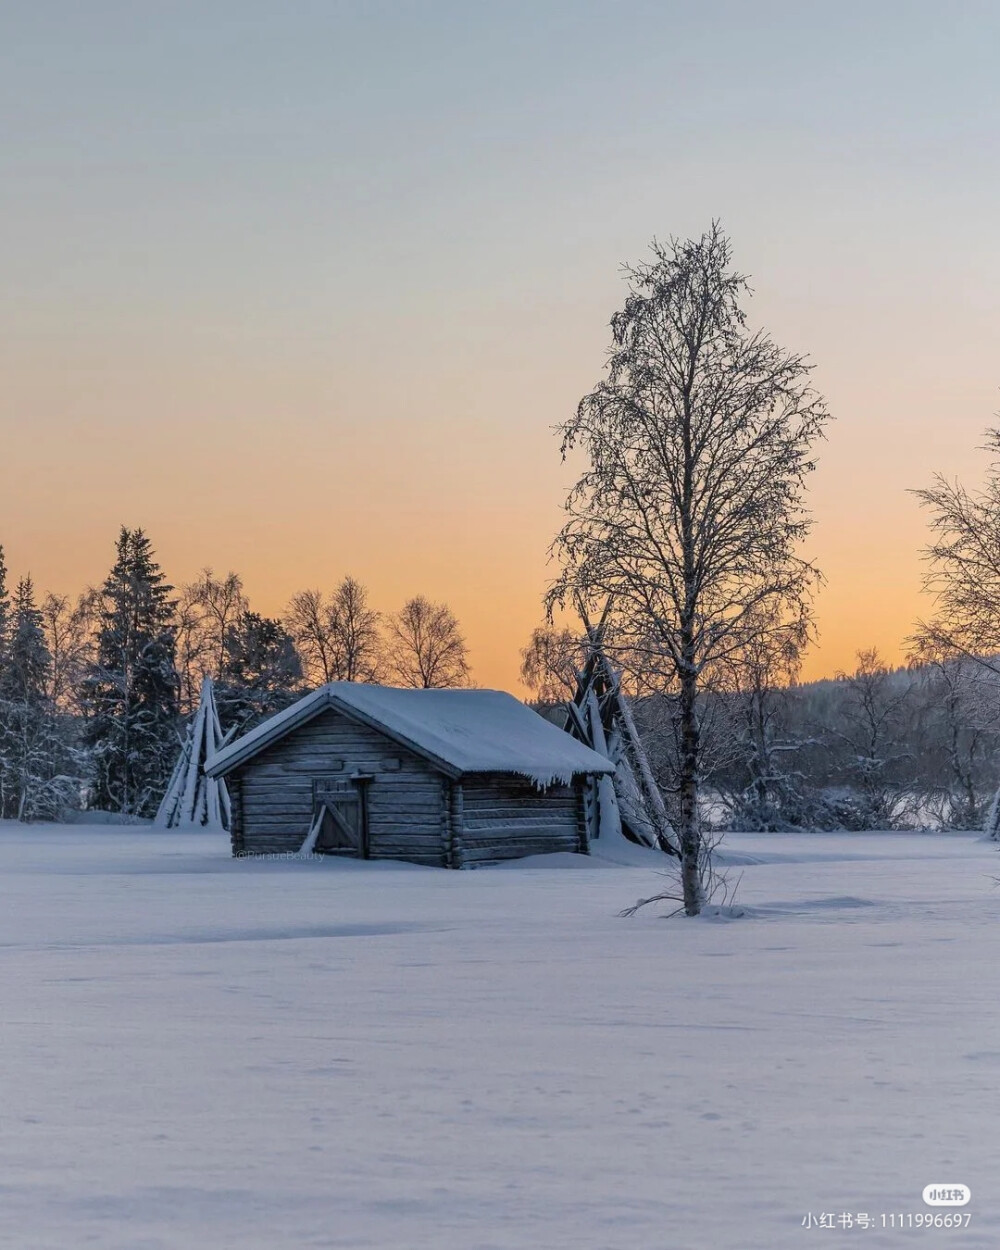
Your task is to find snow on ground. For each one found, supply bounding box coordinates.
[2,824,999,1250]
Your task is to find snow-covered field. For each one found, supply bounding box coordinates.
[2,824,998,1250]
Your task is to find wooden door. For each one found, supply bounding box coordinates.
[311,778,368,857]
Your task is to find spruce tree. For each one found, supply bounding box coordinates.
[0,576,72,820]
[80,528,180,816]
[0,546,9,814]
[0,545,10,661]
[217,609,302,731]
[2,577,49,703]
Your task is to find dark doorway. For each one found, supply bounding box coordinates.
[311,778,369,857]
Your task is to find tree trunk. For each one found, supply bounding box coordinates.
[985,782,1000,841]
[678,663,703,915]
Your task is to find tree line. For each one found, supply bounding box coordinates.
[0,531,470,821]
[521,631,1000,834]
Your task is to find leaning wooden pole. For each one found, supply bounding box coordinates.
[566,596,679,855]
[155,675,232,831]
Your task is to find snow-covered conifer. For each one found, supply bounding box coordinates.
[0,577,79,820]
[217,609,302,731]
[79,528,180,816]
[0,545,10,663]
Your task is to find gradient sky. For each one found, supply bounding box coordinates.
[2,2,999,692]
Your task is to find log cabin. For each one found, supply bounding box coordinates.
[204,683,616,867]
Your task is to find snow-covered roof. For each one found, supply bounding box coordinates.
[205,683,615,787]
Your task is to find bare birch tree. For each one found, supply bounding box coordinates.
[286,589,334,685]
[830,648,912,829]
[387,596,470,689]
[190,570,247,678]
[914,428,1000,662]
[175,569,248,710]
[547,224,828,915]
[39,589,99,713]
[287,577,383,685]
[907,630,999,829]
[714,602,811,830]
[519,625,586,704]
[913,426,1000,835]
[327,577,382,682]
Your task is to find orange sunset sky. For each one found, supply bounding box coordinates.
[2,3,999,694]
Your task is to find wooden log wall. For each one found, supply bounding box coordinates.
[229,772,245,856]
[456,775,584,866]
[447,781,465,869]
[234,708,448,865]
[575,780,592,855]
